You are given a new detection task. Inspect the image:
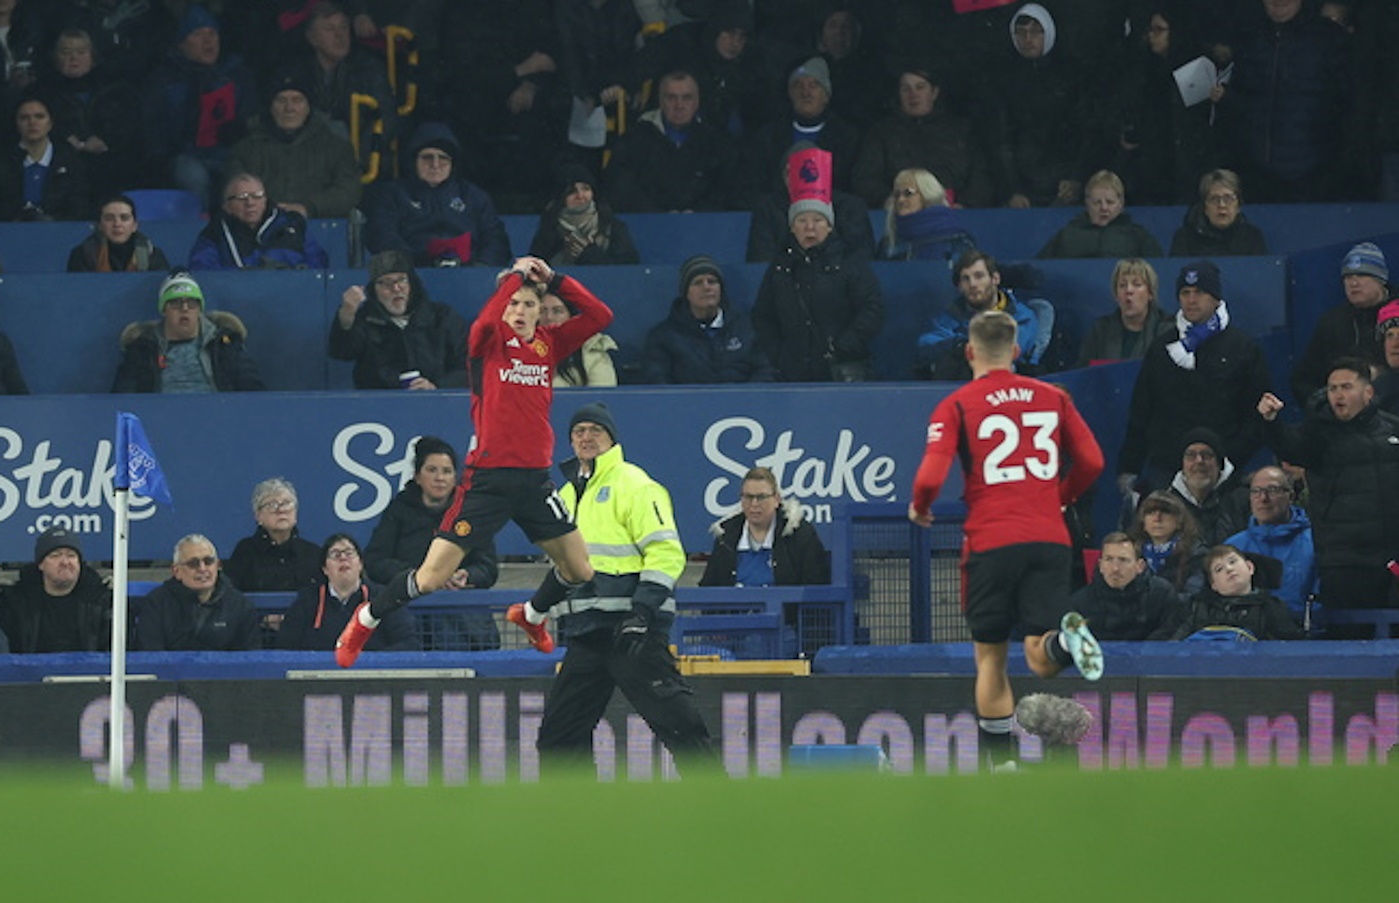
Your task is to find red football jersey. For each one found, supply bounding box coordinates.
[466,273,613,470]
[911,369,1104,552]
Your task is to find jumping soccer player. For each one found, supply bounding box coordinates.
[336,256,612,666]
[908,309,1106,770]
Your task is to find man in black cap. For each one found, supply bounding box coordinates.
[524,401,717,777]
[0,527,113,653]
[1163,427,1249,546]
[1118,259,1272,496]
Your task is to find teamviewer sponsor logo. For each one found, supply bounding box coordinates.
[498,359,550,387]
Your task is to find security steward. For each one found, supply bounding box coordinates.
[533,402,719,777]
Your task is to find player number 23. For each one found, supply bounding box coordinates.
[978,411,1059,484]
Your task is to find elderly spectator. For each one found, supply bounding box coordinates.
[1169,169,1270,257]
[1078,258,1174,366]
[602,69,740,212]
[1164,545,1308,640]
[1118,260,1271,491]
[0,94,90,221]
[66,193,171,273]
[539,291,617,387]
[328,249,469,390]
[363,122,511,268]
[1291,242,1392,409]
[0,527,113,653]
[918,248,1048,380]
[527,164,638,267]
[747,56,859,194]
[1259,358,1399,615]
[138,534,259,651]
[141,5,258,208]
[1129,490,1207,596]
[1037,170,1162,259]
[57,0,170,84]
[878,167,976,263]
[227,69,362,219]
[1225,465,1319,627]
[642,254,774,384]
[752,182,884,381]
[39,27,143,203]
[1066,532,1183,641]
[1163,427,1250,546]
[746,142,874,264]
[289,1,397,143]
[189,172,328,270]
[852,64,992,209]
[276,533,418,652]
[112,270,266,393]
[224,477,322,593]
[363,435,501,651]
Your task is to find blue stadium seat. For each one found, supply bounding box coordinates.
[126,189,204,221]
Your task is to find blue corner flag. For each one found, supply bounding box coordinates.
[115,412,173,506]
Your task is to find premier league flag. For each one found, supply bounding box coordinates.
[115,412,173,506]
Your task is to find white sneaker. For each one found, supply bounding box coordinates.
[1060,612,1104,681]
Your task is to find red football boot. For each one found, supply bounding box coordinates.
[507,603,555,653]
[335,602,377,668]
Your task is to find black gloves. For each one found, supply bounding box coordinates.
[614,607,656,657]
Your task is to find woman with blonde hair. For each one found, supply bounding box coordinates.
[1077,258,1175,366]
[1037,170,1163,259]
[877,167,975,263]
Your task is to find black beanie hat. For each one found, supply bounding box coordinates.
[35,526,82,565]
[678,254,722,295]
[569,402,619,442]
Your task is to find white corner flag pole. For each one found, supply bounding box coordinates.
[109,486,131,790]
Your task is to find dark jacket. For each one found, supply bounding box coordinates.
[189,207,328,270]
[1169,207,1269,258]
[751,232,885,382]
[363,486,499,589]
[641,293,775,384]
[1291,301,1388,407]
[137,574,260,651]
[1167,588,1308,641]
[0,331,29,394]
[38,69,143,201]
[1067,570,1183,641]
[0,564,113,653]
[602,110,740,212]
[853,108,993,209]
[527,200,639,266]
[0,141,91,221]
[746,188,874,264]
[327,268,470,390]
[746,109,861,195]
[112,310,267,393]
[288,47,399,142]
[1168,473,1250,548]
[1077,305,1174,367]
[699,499,830,587]
[228,112,363,218]
[67,231,170,273]
[364,124,511,267]
[1263,403,1399,573]
[878,205,976,264]
[141,49,257,164]
[1037,211,1163,260]
[224,527,322,593]
[1118,321,1272,478]
[276,581,418,652]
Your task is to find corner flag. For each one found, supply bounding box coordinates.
[115,412,172,506]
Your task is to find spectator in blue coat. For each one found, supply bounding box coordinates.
[1225,465,1319,628]
[917,248,1047,380]
[641,254,775,384]
[141,6,259,209]
[363,122,511,268]
[189,172,328,270]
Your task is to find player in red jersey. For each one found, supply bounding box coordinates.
[909,310,1106,770]
[336,256,612,666]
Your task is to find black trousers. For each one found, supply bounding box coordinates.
[536,629,718,777]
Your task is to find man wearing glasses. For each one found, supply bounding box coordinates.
[189,171,329,270]
[137,534,260,651]
[328,248,470,390]
[1160,427,1249,547]
[112,271,266,393]
[363,122,510,268]
[1225,466,1318,628]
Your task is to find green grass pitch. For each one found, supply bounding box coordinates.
[0,764,1390,902]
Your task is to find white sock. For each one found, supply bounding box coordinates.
[357,606,381,629]
[1057,631,1071,651]
[523,602,547,625]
